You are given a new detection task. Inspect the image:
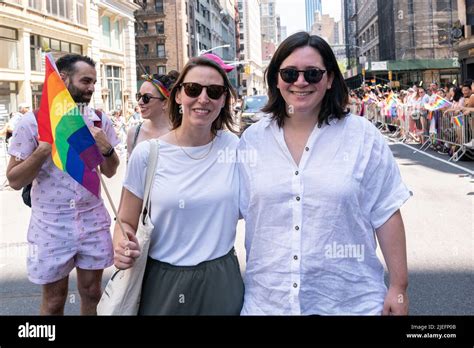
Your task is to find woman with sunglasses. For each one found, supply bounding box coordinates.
[238,32,411,315]
[113,56,244,315]
[126,72,178,158]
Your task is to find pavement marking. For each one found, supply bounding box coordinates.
[386,138,474,175]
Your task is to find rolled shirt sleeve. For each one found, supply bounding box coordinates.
[363,128,412,229]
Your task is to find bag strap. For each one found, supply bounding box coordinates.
[132,122,143,152]
[99,139,159,242]
[141,139,159,221]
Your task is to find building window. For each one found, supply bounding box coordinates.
[157,44,165,58]
[46,0,73,21]
[155,0,164,12]
[156,22,164,34]
[76,0,85,25]
[29,35,82,71]
[157,65,166,74]
[0,26,18,70]
[102,16,112,47]
[467,0,474,25]
[28,0,42,11]
[113,20,122,50]
[106,65,123,111]
[144,44,149,56]
[144,66,150,74]
[437,22,450,45]
[143,22,148,33]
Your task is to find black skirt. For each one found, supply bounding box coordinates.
[138,248,244,315]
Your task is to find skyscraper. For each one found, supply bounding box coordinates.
[305,0,322,31]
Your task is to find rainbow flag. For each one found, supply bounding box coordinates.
[452,114,464,127]
[385,92,398,108]
[424,95,452,111]
[363,94,377,105]
[37,53,103,196]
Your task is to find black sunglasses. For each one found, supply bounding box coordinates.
[136,93,163,104]
[279,68,327,84]
[180,82,227,100]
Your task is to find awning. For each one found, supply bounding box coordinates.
[370,58,460,72]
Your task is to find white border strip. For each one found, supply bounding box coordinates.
[386,138,474,175]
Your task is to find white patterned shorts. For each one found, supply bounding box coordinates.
[26,204,114,285]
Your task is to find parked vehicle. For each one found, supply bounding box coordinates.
[235,95,268,133]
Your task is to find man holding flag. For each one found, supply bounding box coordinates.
[6,54,120,315]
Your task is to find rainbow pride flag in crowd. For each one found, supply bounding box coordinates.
[385,92,398,108]
[424,94,452,111]
[452,114,464,127]
[363,93,378,105]
[37,53,103,196]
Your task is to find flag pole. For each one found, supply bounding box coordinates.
[98,169,129,242]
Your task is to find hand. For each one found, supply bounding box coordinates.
[382,285,408,315]
[89,126,111,154]
[114,230,141,270]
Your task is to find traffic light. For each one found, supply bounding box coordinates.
[388,71,393,81]
[244,64,250,75]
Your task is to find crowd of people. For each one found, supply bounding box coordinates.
[347,80,474,157]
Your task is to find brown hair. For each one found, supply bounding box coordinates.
[168,57,237,134]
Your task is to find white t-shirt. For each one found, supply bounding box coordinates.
[124,130,239,266]
[238,114,411,315]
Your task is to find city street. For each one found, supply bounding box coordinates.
[0,137,472,315]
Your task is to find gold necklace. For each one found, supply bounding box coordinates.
[174,130,215,160]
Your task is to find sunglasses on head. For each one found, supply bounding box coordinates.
[279,68,327,84]
[136,93,163,104]
[180,82,227,100]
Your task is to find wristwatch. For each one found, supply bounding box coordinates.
[103,146,115,158]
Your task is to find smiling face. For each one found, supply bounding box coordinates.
[138,81,166,120]
[63,61,97,105]
[175,66,226,130]
[277,46,333,119]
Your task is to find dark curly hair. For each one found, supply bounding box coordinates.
[56,54,96,76]
[149,71,178,91]
[262,32,349,128]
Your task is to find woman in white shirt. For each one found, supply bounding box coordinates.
[113,57,243,315]
[238,32,411,315]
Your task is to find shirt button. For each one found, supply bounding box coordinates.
[293,283,298,288]
[296,196,300,201]
[295,226,299,231]
[305,147,309,151]
[295,171,299,175]
[293,255,298,260]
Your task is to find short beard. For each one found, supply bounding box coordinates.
[68,82,92,112]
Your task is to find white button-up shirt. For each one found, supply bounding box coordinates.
[238,114,411,315]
